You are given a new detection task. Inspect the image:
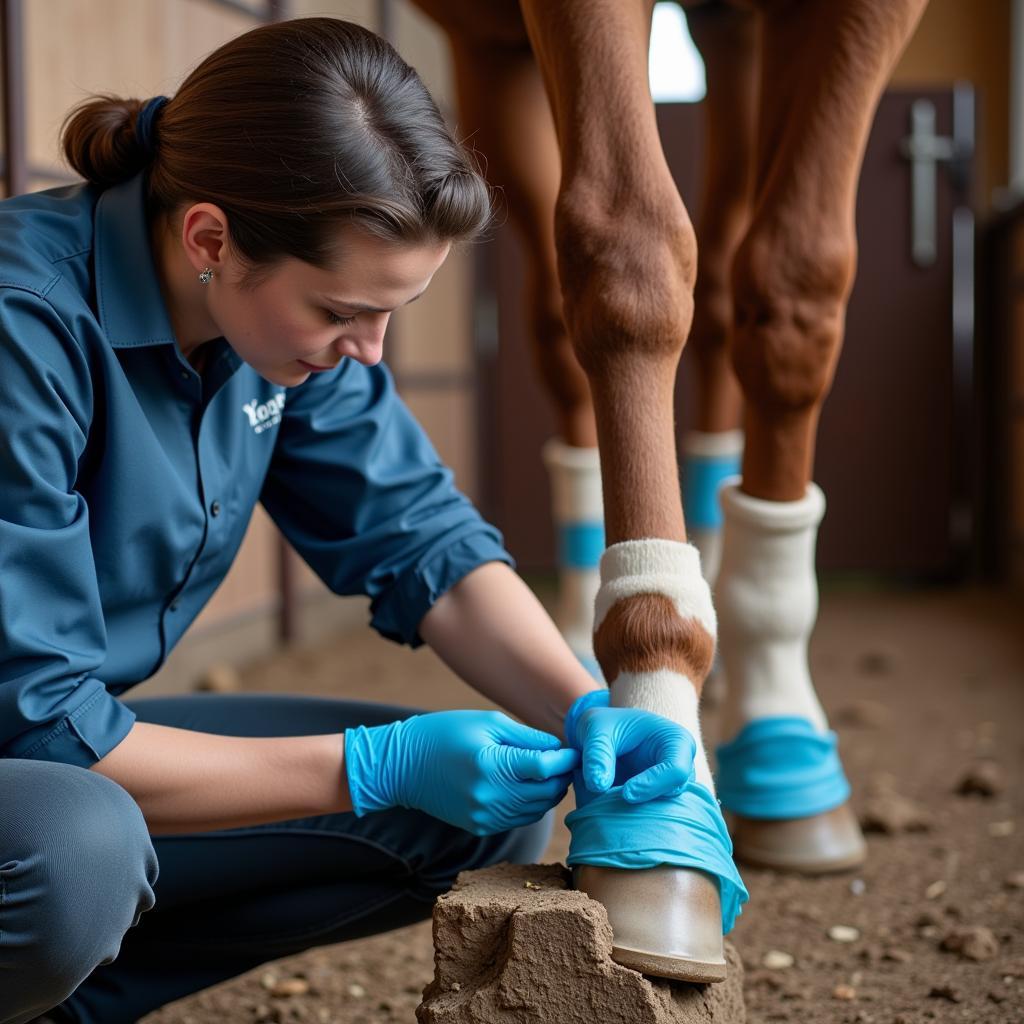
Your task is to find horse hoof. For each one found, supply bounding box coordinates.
[729,801,867,874]
[573,864,727,983]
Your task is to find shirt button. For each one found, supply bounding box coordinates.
[180,369,189,380]
[210,500,222,517]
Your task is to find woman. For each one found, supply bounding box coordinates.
[0,18,695,1024]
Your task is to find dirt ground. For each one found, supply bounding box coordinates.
[141,581,1024,1024]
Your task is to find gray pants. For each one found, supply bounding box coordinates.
[0,694,553,1024]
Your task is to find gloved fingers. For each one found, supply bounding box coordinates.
[621,760,695,803]
[518,771,574,804]
[578,721,619,794]
[503,745,580,781]
[489,714,564,751]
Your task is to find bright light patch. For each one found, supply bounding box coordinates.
[649,3,706,103]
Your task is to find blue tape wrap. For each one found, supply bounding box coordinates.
[715,716,851,820]
[566,782,748,935]
[558,522,605,569]
[682,451,742,530]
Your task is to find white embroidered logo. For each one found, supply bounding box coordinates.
[242,393,286,435]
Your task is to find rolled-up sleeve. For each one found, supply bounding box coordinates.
[260,359,513,647]
[0,287,136,765]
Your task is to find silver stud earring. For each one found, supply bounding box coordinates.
[199,267,213,285]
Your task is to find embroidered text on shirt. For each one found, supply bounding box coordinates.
[242,393,286,435]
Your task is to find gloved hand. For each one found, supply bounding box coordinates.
[344,710,580,836]
[564,689,697,804]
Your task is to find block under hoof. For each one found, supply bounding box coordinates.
[573,864,727,983]
[416,863,745,1024]
[729,801,867,874]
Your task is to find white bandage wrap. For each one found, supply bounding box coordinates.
[542,440,604,666]
[684,428,745,460]
[542,439,603,522]
[715,482,829,735]
[683,430,744,588]
[613,668,715,792]
[593,539,717,640]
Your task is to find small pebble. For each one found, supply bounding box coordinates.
[928,984,962,1003]
[940,925,1000,961]
[924,880,947,900]
[270,978,309,998]
[1005,871,1024,890]
[261,973,279,991]
[860,791,932,834]
[832,983,857,1000]
[450,981,462,992]
[828,925,860,943]
[346,983,366,998]
[955,760,1004,797]
[762,949,795,969]
[989,820,1015,837]
[850,878,866,896]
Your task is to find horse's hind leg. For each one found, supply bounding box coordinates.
[714,0,929,873]
[445,29,604,673]
[682,2,758,588]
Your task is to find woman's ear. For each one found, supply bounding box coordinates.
[180,203,231,276]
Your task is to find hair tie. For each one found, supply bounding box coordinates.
[135,96,169,158]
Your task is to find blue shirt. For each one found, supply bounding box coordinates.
[0,172,512,768]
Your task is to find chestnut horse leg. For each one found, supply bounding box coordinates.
[681,2,757,590]
[519,0,743,981]
[442,28,605,674]
[714,0,929,872]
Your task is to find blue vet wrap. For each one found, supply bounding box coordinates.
[682,450,742,530]
[566,782,748,935]
[558,522,605,569]
[715,716,851,820]
[135,96,169,157]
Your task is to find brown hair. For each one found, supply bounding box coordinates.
[60,18,491,286]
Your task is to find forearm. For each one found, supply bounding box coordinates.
[419,562,600,740]
[91,721,350,834]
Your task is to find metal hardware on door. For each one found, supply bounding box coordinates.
[900,84,974,267]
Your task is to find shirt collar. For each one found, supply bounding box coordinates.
[93,172,178,349]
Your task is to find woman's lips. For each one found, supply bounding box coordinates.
[298,359,336,373]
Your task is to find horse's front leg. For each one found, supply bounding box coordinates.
[714,0,929,873]
[519,0,746,983]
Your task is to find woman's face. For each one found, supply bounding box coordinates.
[213,229,451,388]
[168,203,451,387]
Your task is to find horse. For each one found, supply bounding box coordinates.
[410,0,930,983]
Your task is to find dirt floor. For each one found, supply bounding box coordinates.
[141,581,1024,1024]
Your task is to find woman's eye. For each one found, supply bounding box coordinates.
[325,310,356,326]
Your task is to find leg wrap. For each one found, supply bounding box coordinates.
[682,429,743,587]
[568,538,748,935]
[543,439,604,678]
[715,482,829,735]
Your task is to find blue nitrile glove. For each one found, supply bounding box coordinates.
[344,710,581,836]
[564,689,697,805]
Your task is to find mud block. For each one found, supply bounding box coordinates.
[416,863,745,1024]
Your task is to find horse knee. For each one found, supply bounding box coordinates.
[553,181,697,373]
[730,232,855,413]
[0,761,157,1018]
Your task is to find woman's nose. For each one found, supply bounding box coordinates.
[336,318,387,366]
